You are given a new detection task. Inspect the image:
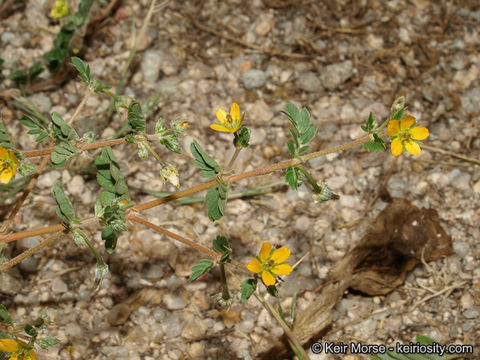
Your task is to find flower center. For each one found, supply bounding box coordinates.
[400,129,412,142]
[226,114,234,126]
[264,259,275,269]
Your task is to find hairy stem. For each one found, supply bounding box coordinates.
[0,231,65,272]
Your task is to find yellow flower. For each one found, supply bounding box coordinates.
[246,242,293,286]
[0,339,37,360]
[387,115,429,156]
[211,102,245,133]
[0,146,18,184]
[50,0,69,19]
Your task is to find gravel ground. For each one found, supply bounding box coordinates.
[1,0,479,359]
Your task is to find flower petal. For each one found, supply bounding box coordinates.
[405,140,421,155]
[272,263,293,275]
[400,115,415,130]
[261,271,276,286]
[270,246,291,264]
[390,138,403,156]
[215,108,228,125]
[0,146,8,159]
[387,120,399,137]
[230,102,240,122]
[0,338,18,352]
[409,126,429,141]
[0,168,13,184]
[210,124,236,133]
[258,242,272,261]
[246,258,262,274]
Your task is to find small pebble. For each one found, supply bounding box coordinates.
[240,69,267,89]
[163,294,187,310]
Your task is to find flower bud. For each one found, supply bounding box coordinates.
[312,182,339,203]
[137,142,148,160]
[391,96,405,116]
[161,164,180,188]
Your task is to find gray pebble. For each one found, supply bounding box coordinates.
[163,293,187,310]
[163,313,183,338]
[387,176,406,197]
[319,61,355,90]
[297,72,322,92]
[29,93,52,113]
[66,175,85,197]
[19,257,39,273]
[294,216,311,232]
[463,309,479,319]
[37,171,61,188]
[449,169,471,191]
[453,241,469,257]
[240,69,267,89]
[65,322,84,339]
[141,50,163,83]
[0,272,22,295]
[142,262,164,281]
[51,278,68,294]
[462,321,473,332]
[1,32,15,44]
[460,87,480,114]
[181,318,208,340]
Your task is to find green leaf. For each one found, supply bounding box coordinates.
[99,191,116,205]
[0,118,14,149]
[289,129,299,148]
[283,103,301,128]
[7,63,44,85]
[266,285,279,298]
[205,183,228,221]
[213,235,232,263]
[298,108,310,133]
[52,183,75,225]
[37,337,60,350]
[190,141,221,178]
[91,79,111,93]
[102,226,117,253]
[51,112,78,141]
[95,147,129,200]
[300,125,317,144]
[28,63,45,80]
[286,141,295,155]
[51,142,80,168]
[240,279,257,302]
[233,126,250,148]
[21,115,50,142]
[189,259,214,281]
[127,101,146,133]
[24,323,38,337]
[0,305,13,325]
[363,134,385,152]
[297,145,310,155]
[159,134,181,154]
[71,56,89,84]
[363,141,383,152]
[212,235,230,253]
[392,107,405,120]
[285,166,302,190]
